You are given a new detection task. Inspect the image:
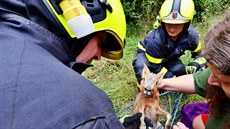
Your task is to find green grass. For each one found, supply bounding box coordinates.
[83,35,140,113]
[83,12,229,119]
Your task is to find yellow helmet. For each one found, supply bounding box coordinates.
[43,0,126,60]
[159,0,195,24]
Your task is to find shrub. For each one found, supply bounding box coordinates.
[121,0,230,30]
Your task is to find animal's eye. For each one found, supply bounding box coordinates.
[156,80,159,84]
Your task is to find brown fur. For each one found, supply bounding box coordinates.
[134,64,171,129]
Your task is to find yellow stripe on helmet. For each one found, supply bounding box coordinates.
[46,0,76,37]
[46,0,95,38]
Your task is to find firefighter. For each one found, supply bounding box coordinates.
[0,0,137,128]
[132,0,206,85]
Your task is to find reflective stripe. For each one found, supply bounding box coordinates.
[136,81,140,88]
[193,42,201,52]
[145,53,163,64]
[160,67,168,76]
[138,43,146,51]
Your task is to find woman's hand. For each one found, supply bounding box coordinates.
[173,122,189,129]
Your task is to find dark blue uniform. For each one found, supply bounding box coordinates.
[132,26,201,84]
[0,1,124,129]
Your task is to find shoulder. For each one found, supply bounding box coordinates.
[188,27,199,40]
[193,68,211,80]
[193,68,211,96]
[186,27,199,46]
[6,52,117,128]
[145,27,165,39]
[144,27,165,46]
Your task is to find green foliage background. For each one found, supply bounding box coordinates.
[83,0,230,121]
[121,0,230,32]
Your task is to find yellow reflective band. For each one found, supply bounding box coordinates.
[193,42,201,52]
[138,43,146,51]
[160,67,168,76]
[136,81,140,88]
[46,0,75,38]
[145,53,163,64]
[60,0,88,21]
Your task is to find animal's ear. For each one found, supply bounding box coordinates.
[142,64,150,78]
[156,71,164,84]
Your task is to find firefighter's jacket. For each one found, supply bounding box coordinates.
[137,26,201,76]
[0,1,124,129]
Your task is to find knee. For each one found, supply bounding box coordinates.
[192,114,205,129]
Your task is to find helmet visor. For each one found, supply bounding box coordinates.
[101,31,125,60]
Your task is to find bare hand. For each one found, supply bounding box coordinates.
[173,122,189,129]
[157,79,165,89]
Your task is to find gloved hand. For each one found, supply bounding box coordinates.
[121,113,153,129]
[194,57,206,66]
[186,57,206,74]
[186,65,197,74]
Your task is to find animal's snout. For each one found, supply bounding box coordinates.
[144,88,152,96]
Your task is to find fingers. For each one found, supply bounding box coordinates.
[173,122,189,129]
[186,66,198,74]
[158,79,166,89]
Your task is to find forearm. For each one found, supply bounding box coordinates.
[159,74,196,94]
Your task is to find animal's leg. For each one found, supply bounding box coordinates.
[157,107,171,129]
[147,106,158,129]
[156,121,163,129]
[139,115,146,129]
[138,107,146,129]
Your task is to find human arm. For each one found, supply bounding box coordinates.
[158,74,196,94]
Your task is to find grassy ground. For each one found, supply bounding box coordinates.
[83,12,229,120]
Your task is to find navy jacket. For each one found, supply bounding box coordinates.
[0,1,123,129]
[138,26,201,74]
